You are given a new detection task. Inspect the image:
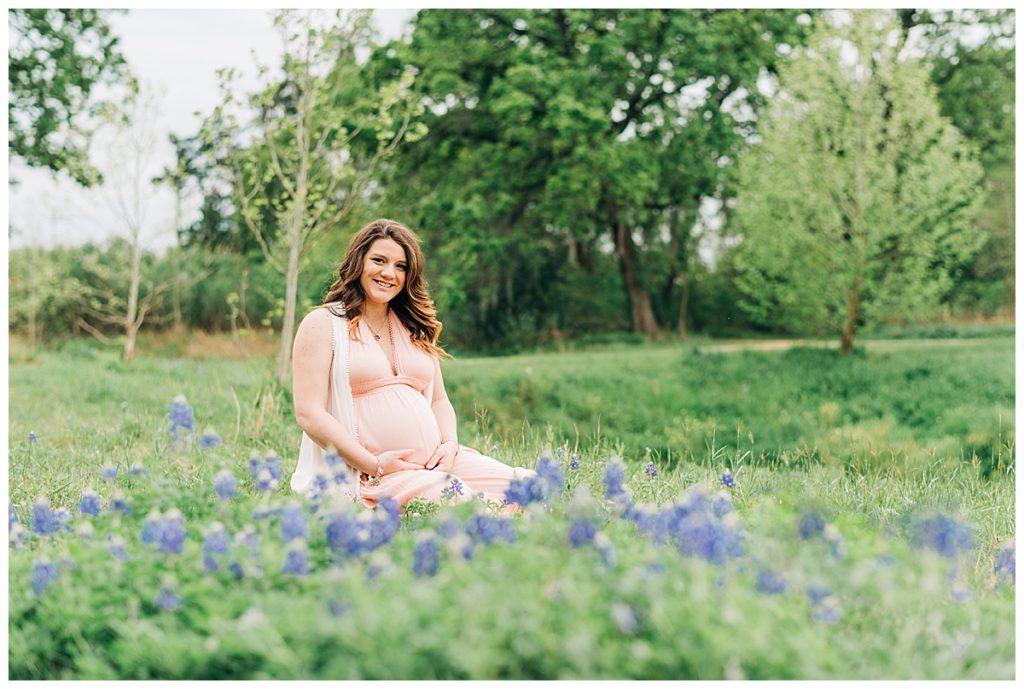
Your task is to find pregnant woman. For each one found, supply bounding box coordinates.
[290,218,535,508]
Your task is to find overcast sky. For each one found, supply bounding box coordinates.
[8,8,416,250]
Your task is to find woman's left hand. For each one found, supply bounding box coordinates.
[426,440,458,472]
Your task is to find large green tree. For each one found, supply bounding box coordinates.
[375,9,813,343]
[8,8,131,186]
[732,11,985,354]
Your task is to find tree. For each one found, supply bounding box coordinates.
[732,11,985,354]
[377,9,812,343]
[203,9,426,383]
[8,8,131,186]
[75,87,179,361]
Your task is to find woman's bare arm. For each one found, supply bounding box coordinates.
[429,357,459,446]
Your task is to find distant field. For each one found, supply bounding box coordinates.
[7,335,1015,679]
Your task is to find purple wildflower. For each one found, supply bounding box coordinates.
[78,490,101,517]
[413,536,440,577]
[167,395,195,442]
[108,535,130,561]
[719,471,736,489]
[645,462,657,479]
[202,522,230,572]
[280,503,308,542]
[265,454,284,481]
[98,464,118,481]
[568,519,597,548]
[756,568,787,595]
[282,544,309,576]
[812,600,842,625]
[30,496,63,535]
[199,429,221,449]
[912,514,975,558]
[213,469,238,500]
[441,478,465,500]
[799,513,827,540]
[465,514,515,545]
[505,475,545,507]
[569,454,580,470]
[254,468,279,493]
[603,460,628,500]
[536,455,565,497]
[806,584,832,606]
[155,585,182,611]
[110,492,130,514]
[128,463,149,477]
[994,542,1015,585]
[31,557,59,595]
[28,431,37,444]
[710,493,733,519]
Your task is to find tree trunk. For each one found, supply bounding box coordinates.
[124,244,142,362]
[677,270,690,339]
[277,232,303,384]
[609,201,660,337]
[840,275,862,355]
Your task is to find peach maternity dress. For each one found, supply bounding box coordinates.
[292,307,533,509]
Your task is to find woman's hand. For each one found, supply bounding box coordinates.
[377,449,421,475]
[426,440,458,472]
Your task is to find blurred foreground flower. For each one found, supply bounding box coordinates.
[199,428,222,449]
[911,514,975,558]
[27,431,37,444]
[282,542,309,576]
[78,490,101,517]
[202,522,230,572]
[140,508,186,555]
[31,557,59,595]
[167,395,195,445]
[994,541,1015,586]
[98,464,118,481]
[798,513,826,540]
[31,497,69,536]
[155,585,182,611]
[756,568,787,595]
[569,454,579,470]
[413,533,440,577]
[280,503,308,542]
[214,469,238,500]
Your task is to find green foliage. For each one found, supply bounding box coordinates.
[732,11,986,350]
[8,9,132,186]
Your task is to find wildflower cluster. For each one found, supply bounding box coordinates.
[139,508,187,555]
[248,453,284,492]
[167,395,195,445]
[911,514,976,558]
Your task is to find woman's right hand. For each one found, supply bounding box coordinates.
[376,449,421,475]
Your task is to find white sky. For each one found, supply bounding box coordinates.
[8,8,416,250]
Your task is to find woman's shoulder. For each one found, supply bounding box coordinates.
[297,305,343,335]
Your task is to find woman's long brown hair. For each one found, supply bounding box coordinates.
[321,219,447,357]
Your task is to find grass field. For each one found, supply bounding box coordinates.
[7,335,1015,679]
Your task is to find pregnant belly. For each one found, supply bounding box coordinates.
[354,386,441,467]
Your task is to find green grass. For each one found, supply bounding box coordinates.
[7,337,1015,679]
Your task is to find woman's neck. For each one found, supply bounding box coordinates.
[363,303,389,323]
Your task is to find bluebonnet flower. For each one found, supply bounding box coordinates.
[719,471,736,489]
[413,535,440,577]
[78,490,101,517]
[167,395,195,443]
[280,503,308,542]
[265,454,284,481]
[98,464,118,481]
[911,514,976,558]
[202,522,230,572]
[213,469,238,500]
[465,514,516,546]
[994,541,1015,585]
[568,519,597,548]
[140,509,186,555]
[505,475,545,507]
[441,478,465,500]
[31,557,59,595]
[437,517,461,539]
[823,524,847,559]
[199,428,221,449]
[108,535,130,561]
[110,491,130,514]
[806,584,832,606]
[254,468,279,493]
[31,496,65,535]
[756,568,787,595]
[228,561,244,579]
[10,523,30,549]
[603,459,628,500]
[610,603,639,635]
[325,510,362,558]
[28,431,37,444]
[645,462,657,479]
[155,585,182,611]
[366,552,393,581]
[54,507,73,528]
[710,493,733,519]
[251,505,281,521]
[378,495,402,524]
[329,600,348,617]
[675,510,744,565]
[140,509,162,545]
[812,599,842,625]
[556,447,564,458]
[799,513,826,540]
[569,454,580,470]
[128,463,149,477]
[536,455,565,497]
[282,543,309,576]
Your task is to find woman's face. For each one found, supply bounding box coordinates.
[359,238,407,307]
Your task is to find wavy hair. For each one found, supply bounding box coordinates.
[321,219,447,357]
